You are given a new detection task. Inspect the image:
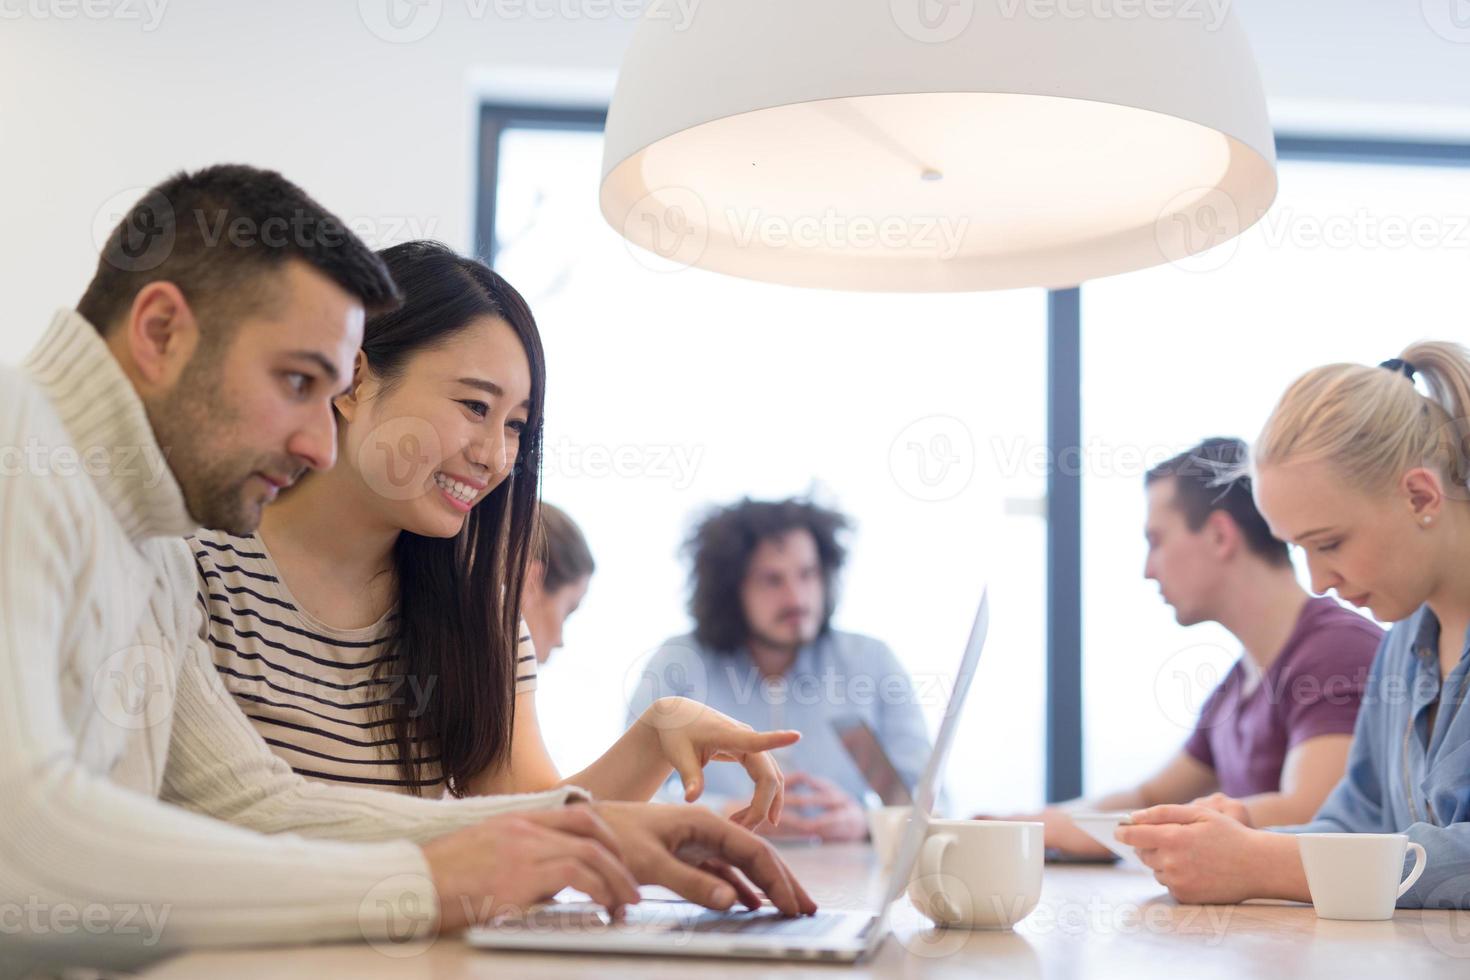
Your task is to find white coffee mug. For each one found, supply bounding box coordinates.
[1298,833,1428,921]
[867,805,913,870]
[906,820,1044,930]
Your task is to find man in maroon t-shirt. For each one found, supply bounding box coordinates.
[1014,438,1383,859]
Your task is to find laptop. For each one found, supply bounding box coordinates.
[832,715,913,806]
[466,587,989,963]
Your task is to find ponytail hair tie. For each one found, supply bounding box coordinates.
[1379,357,1418,381]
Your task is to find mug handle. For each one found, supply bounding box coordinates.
[1396,842,1428,899]
[919,832,958,921]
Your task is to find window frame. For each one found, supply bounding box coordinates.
[478,103,1470,801]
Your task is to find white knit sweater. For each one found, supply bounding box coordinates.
[0,310,583,960]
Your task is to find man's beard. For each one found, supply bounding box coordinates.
[749,614,817,653]
[149,356,266,534]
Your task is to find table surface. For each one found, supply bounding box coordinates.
[141,843,1470,978]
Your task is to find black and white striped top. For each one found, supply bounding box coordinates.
[190,529,537,796]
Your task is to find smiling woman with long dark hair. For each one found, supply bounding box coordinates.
[190,241,796,820]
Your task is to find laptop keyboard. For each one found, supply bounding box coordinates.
[523,901,861,939]
[682,910,849,936]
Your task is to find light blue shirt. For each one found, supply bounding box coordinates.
[1275,604,1470,908]
[627,629,935,809]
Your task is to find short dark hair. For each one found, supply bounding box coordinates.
[536,503,595,593]
[683,497,851,653]
[78,164,401,335]
[1145,437,1290,567]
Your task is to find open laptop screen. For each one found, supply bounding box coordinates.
[865,586,989,951]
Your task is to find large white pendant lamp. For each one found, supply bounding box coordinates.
[600,0,1278,291]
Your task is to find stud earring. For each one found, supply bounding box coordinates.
[1423,516,1433,526]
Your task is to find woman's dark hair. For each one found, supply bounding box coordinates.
[364,241,544,796]
[1146,437,1289,567]
[536,503,595,593]
[683,497,850,653]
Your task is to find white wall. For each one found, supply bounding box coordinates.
[0,0,1467,360]
[1243,0,1470,132]
[0,1,636,356]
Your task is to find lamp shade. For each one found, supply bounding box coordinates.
[600,0,1278,292]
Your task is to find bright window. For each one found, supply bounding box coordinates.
[1081,158,1470,792]
[493,124,1051,814]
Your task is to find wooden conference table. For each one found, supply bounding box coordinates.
[142,843,1470,979]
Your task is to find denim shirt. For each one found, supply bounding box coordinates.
[1275,604,1470,908]
[627,630,935,809]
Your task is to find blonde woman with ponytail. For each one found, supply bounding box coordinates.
[1117,342,1470,911]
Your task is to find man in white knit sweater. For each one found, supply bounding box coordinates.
[0,166,813,972]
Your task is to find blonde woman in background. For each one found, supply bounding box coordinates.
[1118,342,1470,911]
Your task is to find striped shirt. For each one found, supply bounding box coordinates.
[191,529,537,796]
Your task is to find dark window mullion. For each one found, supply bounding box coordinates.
[1046,287,1083,803]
